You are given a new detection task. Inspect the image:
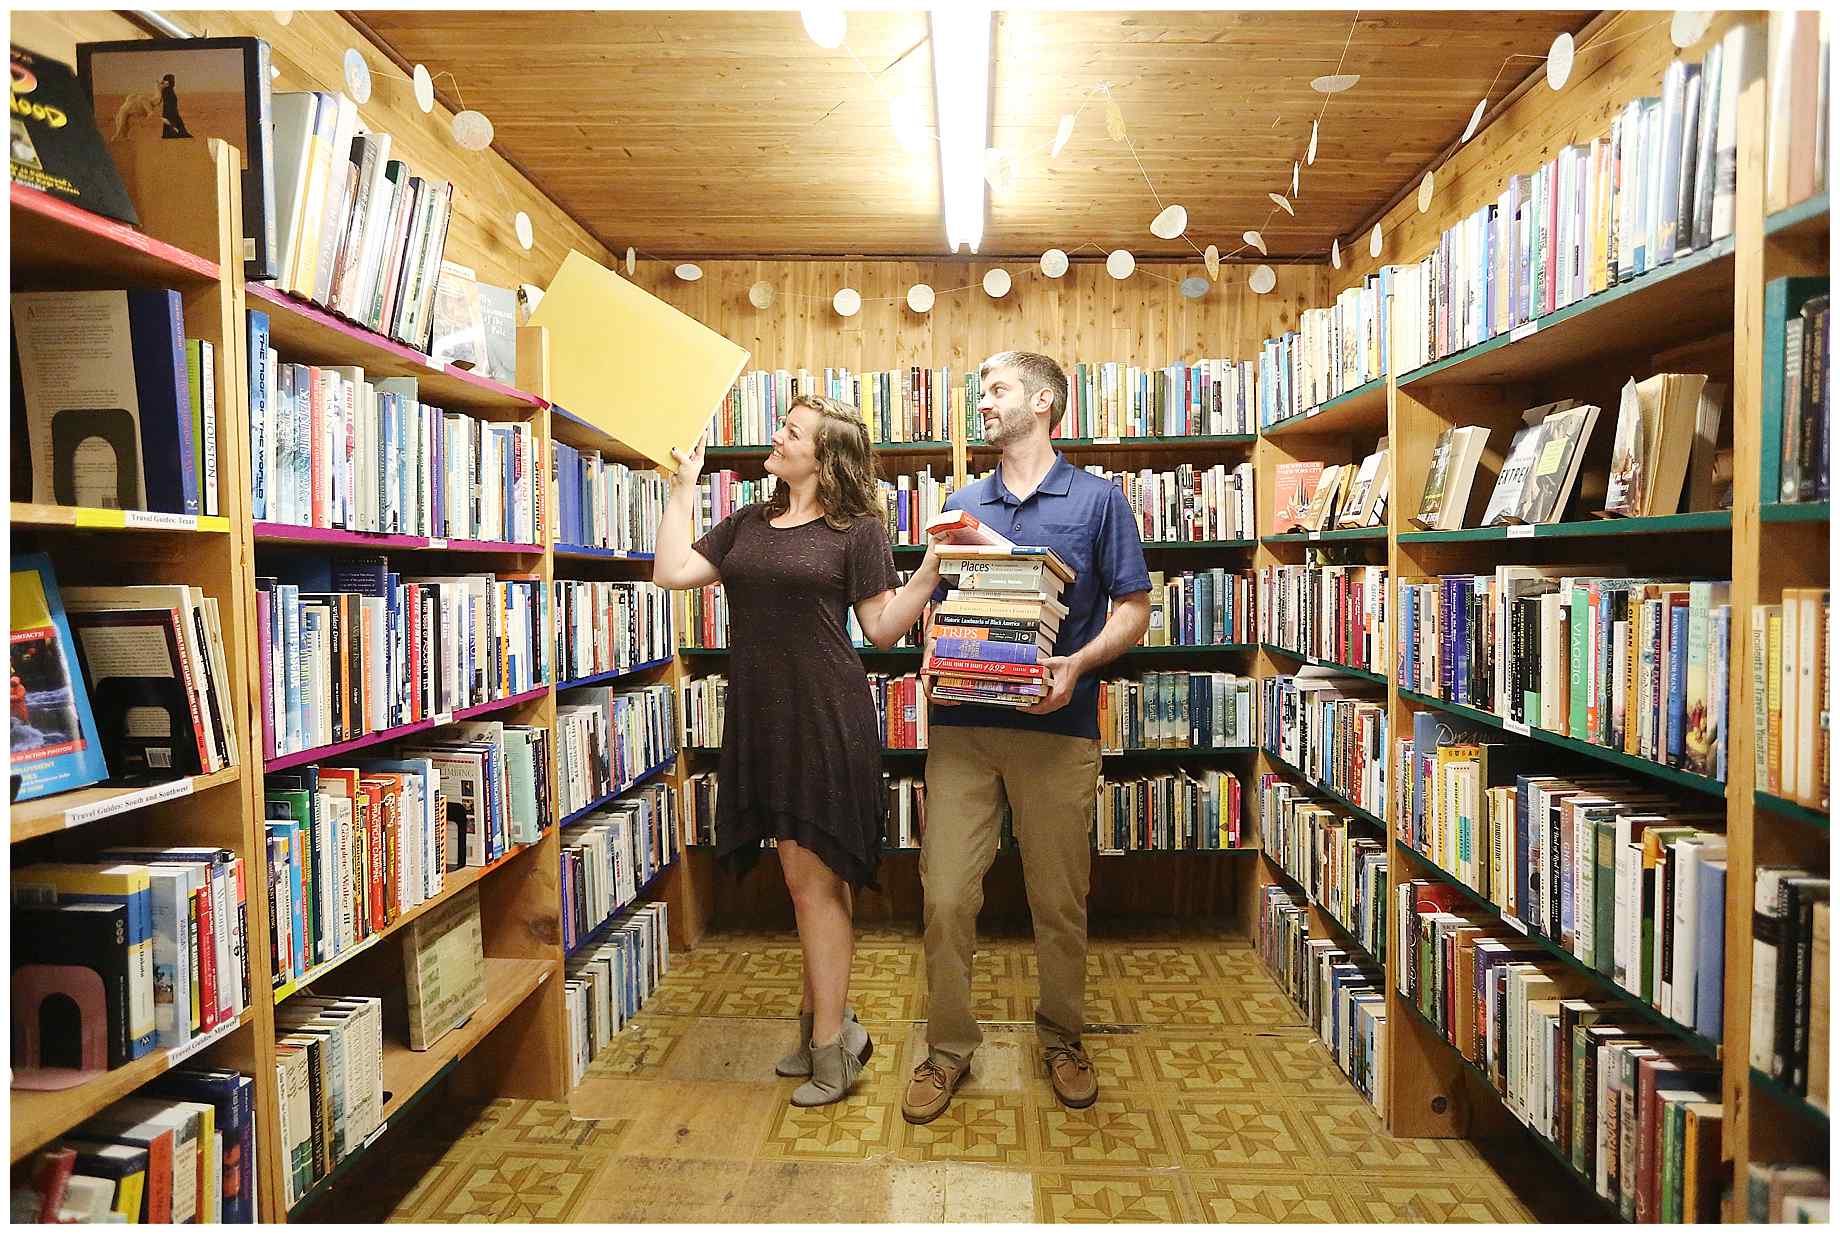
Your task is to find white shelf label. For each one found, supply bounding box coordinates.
[1501,914,1529,935]
[122,510,200,530]
[1092,436,1120,445]
[433,711,454,727]
[361,1122,389,1150]
[1504,718,1531,736]
[65,776,197,828]
[1506,524,1537,539]
[1308,530,1321,540]
[1510,321,1540,342]
[168,1015,238,1065]
[428,538,447,549]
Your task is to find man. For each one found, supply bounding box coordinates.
[903,351,1150,1124]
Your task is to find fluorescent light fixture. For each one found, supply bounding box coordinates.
[930,7,992,253]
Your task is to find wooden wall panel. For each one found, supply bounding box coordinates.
[10,8,613,291]
[619,258,1324,374]
[1334,11,1725,292]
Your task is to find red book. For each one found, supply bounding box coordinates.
[32,1146,76,1222]
[926,656,1044,680]
[193,885,219,1032]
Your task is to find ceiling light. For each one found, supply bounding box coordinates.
[930,8,993,253]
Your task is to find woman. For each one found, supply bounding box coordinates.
[654,394,941,1106]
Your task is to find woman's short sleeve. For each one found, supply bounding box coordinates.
[846,516,900,604]
[692,504,753,573]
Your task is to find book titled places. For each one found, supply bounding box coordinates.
[921,513,1072,709]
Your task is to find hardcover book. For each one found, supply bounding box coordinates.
[1271,461,1324,533]
[9,552,109,800]
[1411,425,1489,530]
[9,46,138,224]
[1518,405,1601,524]
[77,37,277,279]
[429,260,486,370]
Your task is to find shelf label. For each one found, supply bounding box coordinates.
[169,1015,238,1065]
[1504,718,1531,736]
[122,510,203,531]
[433,711,454,727]
[1308,530,1321,540]
[428,538,447,549]
[1506,524,1537,539]
[65,776,197,828]
[361,1122,389,1151]
[1092,436,1120,445]
[1510,321,1540,342]
[1501,914,1529,935]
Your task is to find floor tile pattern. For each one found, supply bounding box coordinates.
[318,926,1584,1223]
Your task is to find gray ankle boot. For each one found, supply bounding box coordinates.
[775,1007,858,1078]
[790,1018,873,1107]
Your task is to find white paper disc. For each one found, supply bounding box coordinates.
[1547,32,1574,91]
[1204,244,1221,281]
[1461,97,1486,143]
[676,263,704,282]
[1311,73,1360,94]
[1292,161,1300,197]
[1417,172,1435,213]
[801,8,846,49]
[1331,238,1342,269]
[1307,120,1319,166]
[452,110,494,150]
[275,10,293,25]
[833,287,861,316]
[271,66,281,79]
[1268,192,1294,216]
[1039,249,1069,279]
[1151,204,1188,240]
[1369,223,1383,258]
[748,282,775,309]
[906,283,935,313]
[983,147,1012,194]
[343,48,372,105]
[1105,249,1135,280]
[514,211,533,251]
[1671,11,1714,48]
[413,64,435,113]
[1051,113,1075,158]
[1179,276,1209,300]
[1248,264,1277,295]
[1243,230,1267,255]
[625,247,636,275]
[982,268,1012,298]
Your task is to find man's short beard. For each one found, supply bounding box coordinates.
[986,407,1033,447]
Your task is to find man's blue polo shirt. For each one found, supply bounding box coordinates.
[930,454,1151,740]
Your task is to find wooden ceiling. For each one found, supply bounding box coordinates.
[355,9,1594,261]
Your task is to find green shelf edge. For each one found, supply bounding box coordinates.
[1397,237,1737,388]
[1262,527,1388,543]
[1760,501,1830,523]
[1395,997,1627,1221]
[1139,539,1257,550]
[1260,643,1388,683]
[1261,746,1388,831]
[1259,377,1389,438]
[1750,1068,1830,1128]
[1765,193,1829,237]
[1754,791,1831,831]
[1399,511,1732,543]
[1395,846,1723,1056]
[1397,689,1727,797]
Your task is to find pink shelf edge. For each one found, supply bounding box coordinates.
[263,684,552,772]
[245,281,544,409]
[252,523,542,553]
[12,183,219,278]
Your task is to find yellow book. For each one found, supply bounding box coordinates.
[1767,605,1785,793]
[15,864,157,1054]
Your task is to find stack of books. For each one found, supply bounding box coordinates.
[922,525,1074,709]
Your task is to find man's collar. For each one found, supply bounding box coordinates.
[991,452,1072,504]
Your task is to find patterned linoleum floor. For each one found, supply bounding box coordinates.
[336,926,1567,1223]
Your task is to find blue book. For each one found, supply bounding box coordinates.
[122,288,198,515]
[248,309,270,521]
[149,1069,256,1224]
[265,820,306,977]
[9,552,110,799]
[1410,711,1439,851]
[932,637,1036,665]
[1667,602,1690,766]
[1693,859,1727,1041]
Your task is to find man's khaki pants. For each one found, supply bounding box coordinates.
[921,723,1100,1066]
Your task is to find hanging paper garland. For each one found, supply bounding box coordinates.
[1179,276,1209,300]
[1039,249,1069,278]
[801,8,846,49]
[514,212,533,251]
[1105,249,1135,280]
[982,268,1012,298]
[833,287,861,316]
[625,247,636,276]
[676,263,704,282]
[1671,11,1714,48]
[907,283,935,313]
[452,110,494,150]
[1546,32,1574,90]
[748,282,775,309]
[1051,114,1076,158]
[1460,97,1486,143]
[1369,224,1383,258]
[1331,238,1342,269]
[1311,73,1359,94]
[1247,265,1277,294]
[1308,120,1319,166]
[343,48,372,105]
[1268,193,1294,216]
[1417,172,1435,213]
[1204,244,1221,281]
[413,64,435,113]
[1151,204,1188,240]
[1243,230,1267,255]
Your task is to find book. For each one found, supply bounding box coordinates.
[924,509,1015,549]
[9,552,110,800]
[11,288,197,513]
[1517,404,1601,524]
[476,281,520,385]
[1411,425,1490,530]
[429,259,486,370]
[9,46,138,224]
[77,36,276,280]
[1271,461,1323,533]
[403,884,486,1050]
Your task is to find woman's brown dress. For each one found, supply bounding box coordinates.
[691,505,899,889]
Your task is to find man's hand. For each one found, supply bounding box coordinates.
[1023,655,1077,715]
[920,671,959,707]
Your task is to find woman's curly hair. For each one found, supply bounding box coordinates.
[763,393,884,532]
